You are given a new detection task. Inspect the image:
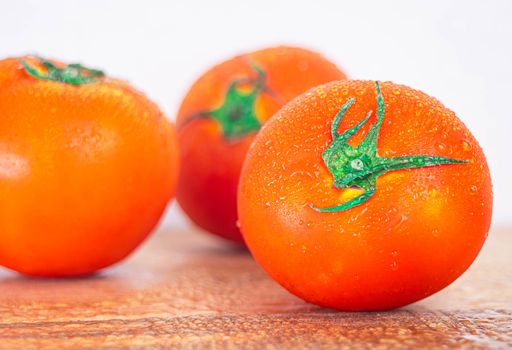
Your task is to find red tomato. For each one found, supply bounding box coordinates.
[176,46,346,243]
[0,56,179,276]
[238,80,492,310]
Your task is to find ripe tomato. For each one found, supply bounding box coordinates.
[238,80,492,310]
[176,46,346,243]
[0,56,179,276]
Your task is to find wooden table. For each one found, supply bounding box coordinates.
[0,225,511,349]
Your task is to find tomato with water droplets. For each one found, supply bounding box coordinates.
[238,80,492,310]
[0,56,179,276]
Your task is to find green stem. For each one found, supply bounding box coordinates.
[21,56,105,85]
[179,61,281,140]
[311,81,467,213]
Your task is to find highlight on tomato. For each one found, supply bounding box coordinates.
[176,46,347,243]
[0,56,179,276]
[238,80,492,310]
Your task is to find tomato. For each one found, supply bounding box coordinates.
[238,80,492,310]
[176,46,346,243]
[0,56,179,276]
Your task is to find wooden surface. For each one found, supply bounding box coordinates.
[0,225,511,349]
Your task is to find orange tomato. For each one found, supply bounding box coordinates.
[177,46,346,243]
[0,56,179,276]
[238,80,492,310]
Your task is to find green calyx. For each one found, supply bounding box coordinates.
[180,61,279,140]
[21,56,105,85]
[310,81,468,213]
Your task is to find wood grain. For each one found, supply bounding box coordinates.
[0,225,511,349]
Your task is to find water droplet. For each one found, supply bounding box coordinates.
[391,250,399,257]
[436,143,446,152]
[432,228,439,237]
[462,141,472,152]
[471,185,478,192]
[265,202,271,207]
[390,261,398,271]
[298,219,304,226]
[235,220,241,228]
[392,213,408,229]
[392,89,401,95]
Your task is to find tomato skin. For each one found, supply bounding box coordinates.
[238,80,492,310]
[0,57,179,276]
[178,122,255,243]
[177,46,346,243]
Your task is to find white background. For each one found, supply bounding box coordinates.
[1,0,511,226]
